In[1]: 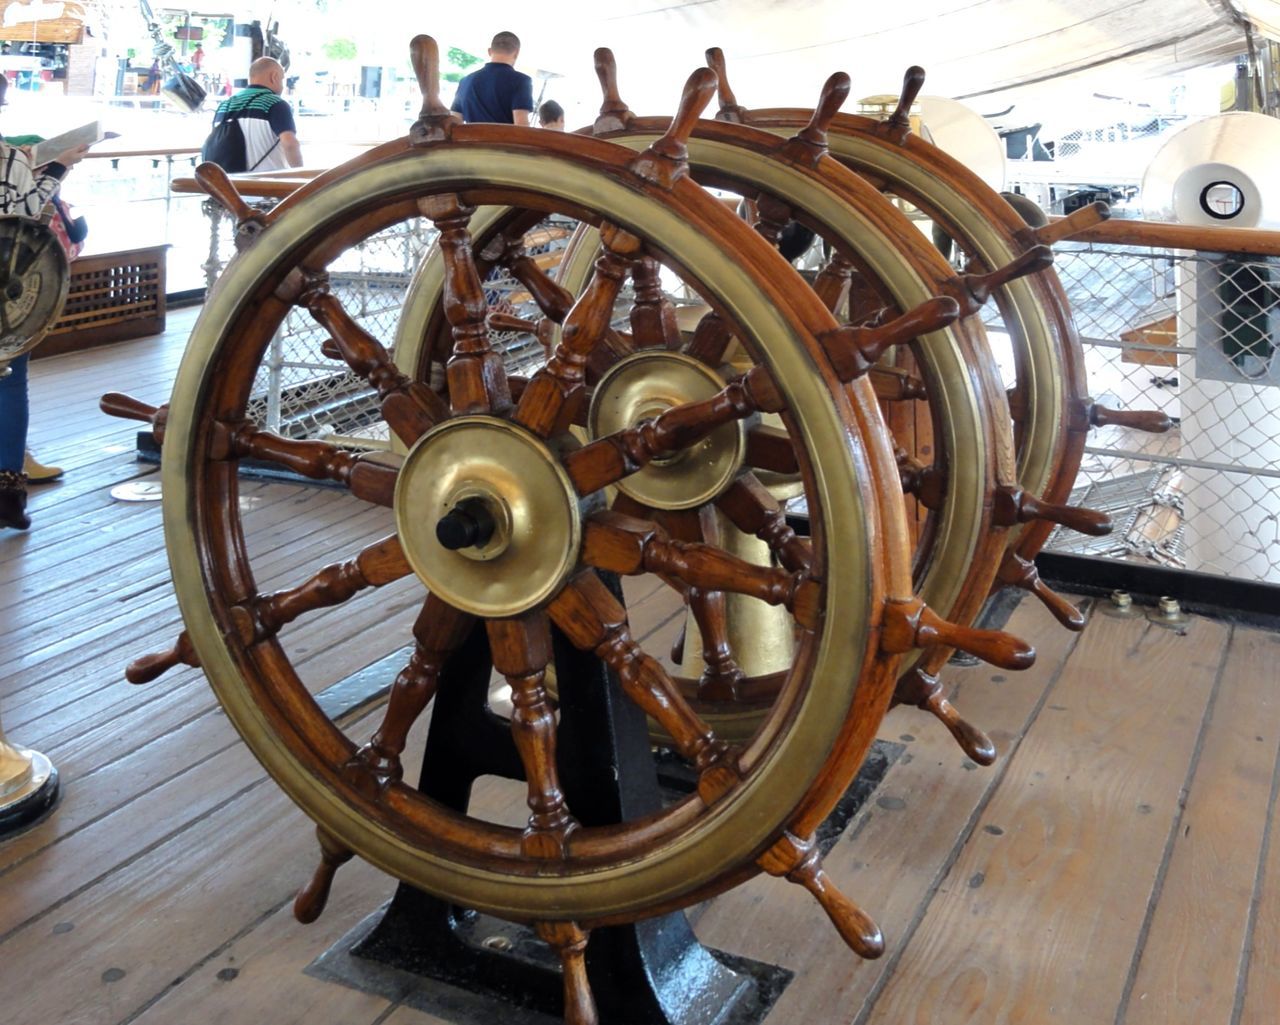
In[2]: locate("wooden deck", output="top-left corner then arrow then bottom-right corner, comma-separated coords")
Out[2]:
2,311 -> 1278,1024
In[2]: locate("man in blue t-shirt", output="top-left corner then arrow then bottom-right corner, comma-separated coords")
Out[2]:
450,31 -> 534,125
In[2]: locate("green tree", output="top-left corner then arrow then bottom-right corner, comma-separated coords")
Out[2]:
442,46 -> 481,84
322,38 -> 357,62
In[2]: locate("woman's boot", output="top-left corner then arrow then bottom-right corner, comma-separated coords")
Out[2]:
0,470 -> 31,530
23,449 -> 63,483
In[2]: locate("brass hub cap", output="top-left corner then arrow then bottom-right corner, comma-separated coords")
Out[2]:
588,351 -> 746,510
395,416 -> 581,617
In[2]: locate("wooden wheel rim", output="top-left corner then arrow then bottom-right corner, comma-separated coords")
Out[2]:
162,137 -> 904,921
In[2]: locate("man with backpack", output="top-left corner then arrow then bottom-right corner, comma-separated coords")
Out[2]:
201,57 -> 301,173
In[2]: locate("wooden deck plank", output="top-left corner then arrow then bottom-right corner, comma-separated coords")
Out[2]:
859,611 -> 1229,1025
125,857 -> 398,1025
1121,624 -> 1280,1023
1233,635 -> 1280,1025
691,595 -> 1084,1023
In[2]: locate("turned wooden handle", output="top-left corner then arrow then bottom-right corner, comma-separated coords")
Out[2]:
801,865 -> 884,959
293,828 -> 353,924
487,311 -> 539,334
883,597 -> 1035,670
873,295 -> 959,349
319,338 -> 342,360
100,392 -> 158,423
594,47 -> 627,119
535,922 -> 598,1025
666,67 -> 718,151
704,47 -> 739,109
125,631 -> 198,684
998,550 -> 1085,630
101,391 -> 167,444
1027,495 -> 1112,536
822,295 -> 960,382
969,245 -> 1054,299
996,487 -> 1113,536
630,67 -> 718,186
1036,200 -> 1111,247
924,691 -> 997,765
887,65 -> 926,133
793,72 -> 850,153
410,34 -> 445,115
194,161 -> 256,221
125,649 -> 180,684
923,616 -> 1036,671
1089,404 -> 1173,433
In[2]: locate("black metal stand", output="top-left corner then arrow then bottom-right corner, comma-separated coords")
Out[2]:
347,578 -> 787,1024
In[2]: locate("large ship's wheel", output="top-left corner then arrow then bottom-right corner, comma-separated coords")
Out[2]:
102,46 -> 994,1022
0,215 -> 70,370
394,63 -> 1039,759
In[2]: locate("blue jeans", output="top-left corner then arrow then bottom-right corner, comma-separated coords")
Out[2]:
0,354 -> 29,474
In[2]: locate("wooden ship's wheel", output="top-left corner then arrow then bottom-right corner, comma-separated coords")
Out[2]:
100,40 -> 1041,1024
0,215 -> 70,371
394,66 -> 1042,759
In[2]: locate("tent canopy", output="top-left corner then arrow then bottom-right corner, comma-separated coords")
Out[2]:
377,1 -> 1279,112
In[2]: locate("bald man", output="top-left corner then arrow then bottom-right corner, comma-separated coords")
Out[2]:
205,56 -> 301,171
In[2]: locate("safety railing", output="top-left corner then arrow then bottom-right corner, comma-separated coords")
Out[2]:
1037,217 -> 1280,587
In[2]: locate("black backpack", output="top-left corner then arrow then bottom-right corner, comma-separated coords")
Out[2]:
200,116 -> 248,173
201,113 -> 280,174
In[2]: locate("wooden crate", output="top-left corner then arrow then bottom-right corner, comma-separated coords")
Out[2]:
35,244 -> 169,359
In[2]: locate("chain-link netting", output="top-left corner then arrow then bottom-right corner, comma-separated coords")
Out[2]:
1044,241 -> 1280,583
200,207 -> 579,449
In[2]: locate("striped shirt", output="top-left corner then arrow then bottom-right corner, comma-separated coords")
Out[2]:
210,86 -> 296,172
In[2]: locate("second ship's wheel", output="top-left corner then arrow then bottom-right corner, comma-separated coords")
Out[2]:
394,59 -> 1040,759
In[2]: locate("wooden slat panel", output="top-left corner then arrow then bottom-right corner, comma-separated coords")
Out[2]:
1122,624 -> 1280,1023
860,612 -> 1229,1024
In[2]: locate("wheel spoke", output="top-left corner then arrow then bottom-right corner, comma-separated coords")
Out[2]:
487,612 -> 578,857
249,534 -> 411,637
943,245 -> 1054,315
583,510 -> 819,629
818,295 -> 960,383
514,222 -> 641,437
657,508 -> 744,702
715,473 -> 813,574
301,287 -> 446,446
481,222 -> 578,321
561,365 -> 783,496
811,249 -> 853,315
868,365 -> 928,402
547,571 -> 740,804
895,444 -> 945,511
209,420 -> 398,506
345,593 -> 473,790
745,424 -> 799,475
628,256 -> 682,350
535,922 -> 598,1025
420,192 -> 512,415
991,484 -> 1112,536
684,309 -> 736,366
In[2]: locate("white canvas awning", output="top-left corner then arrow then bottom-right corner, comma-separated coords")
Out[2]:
365,1 -> 1280,112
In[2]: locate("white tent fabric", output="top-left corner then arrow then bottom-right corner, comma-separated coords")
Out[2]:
363,1 -> 1279,112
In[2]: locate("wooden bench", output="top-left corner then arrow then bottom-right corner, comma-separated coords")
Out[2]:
34,244 -> 169,360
